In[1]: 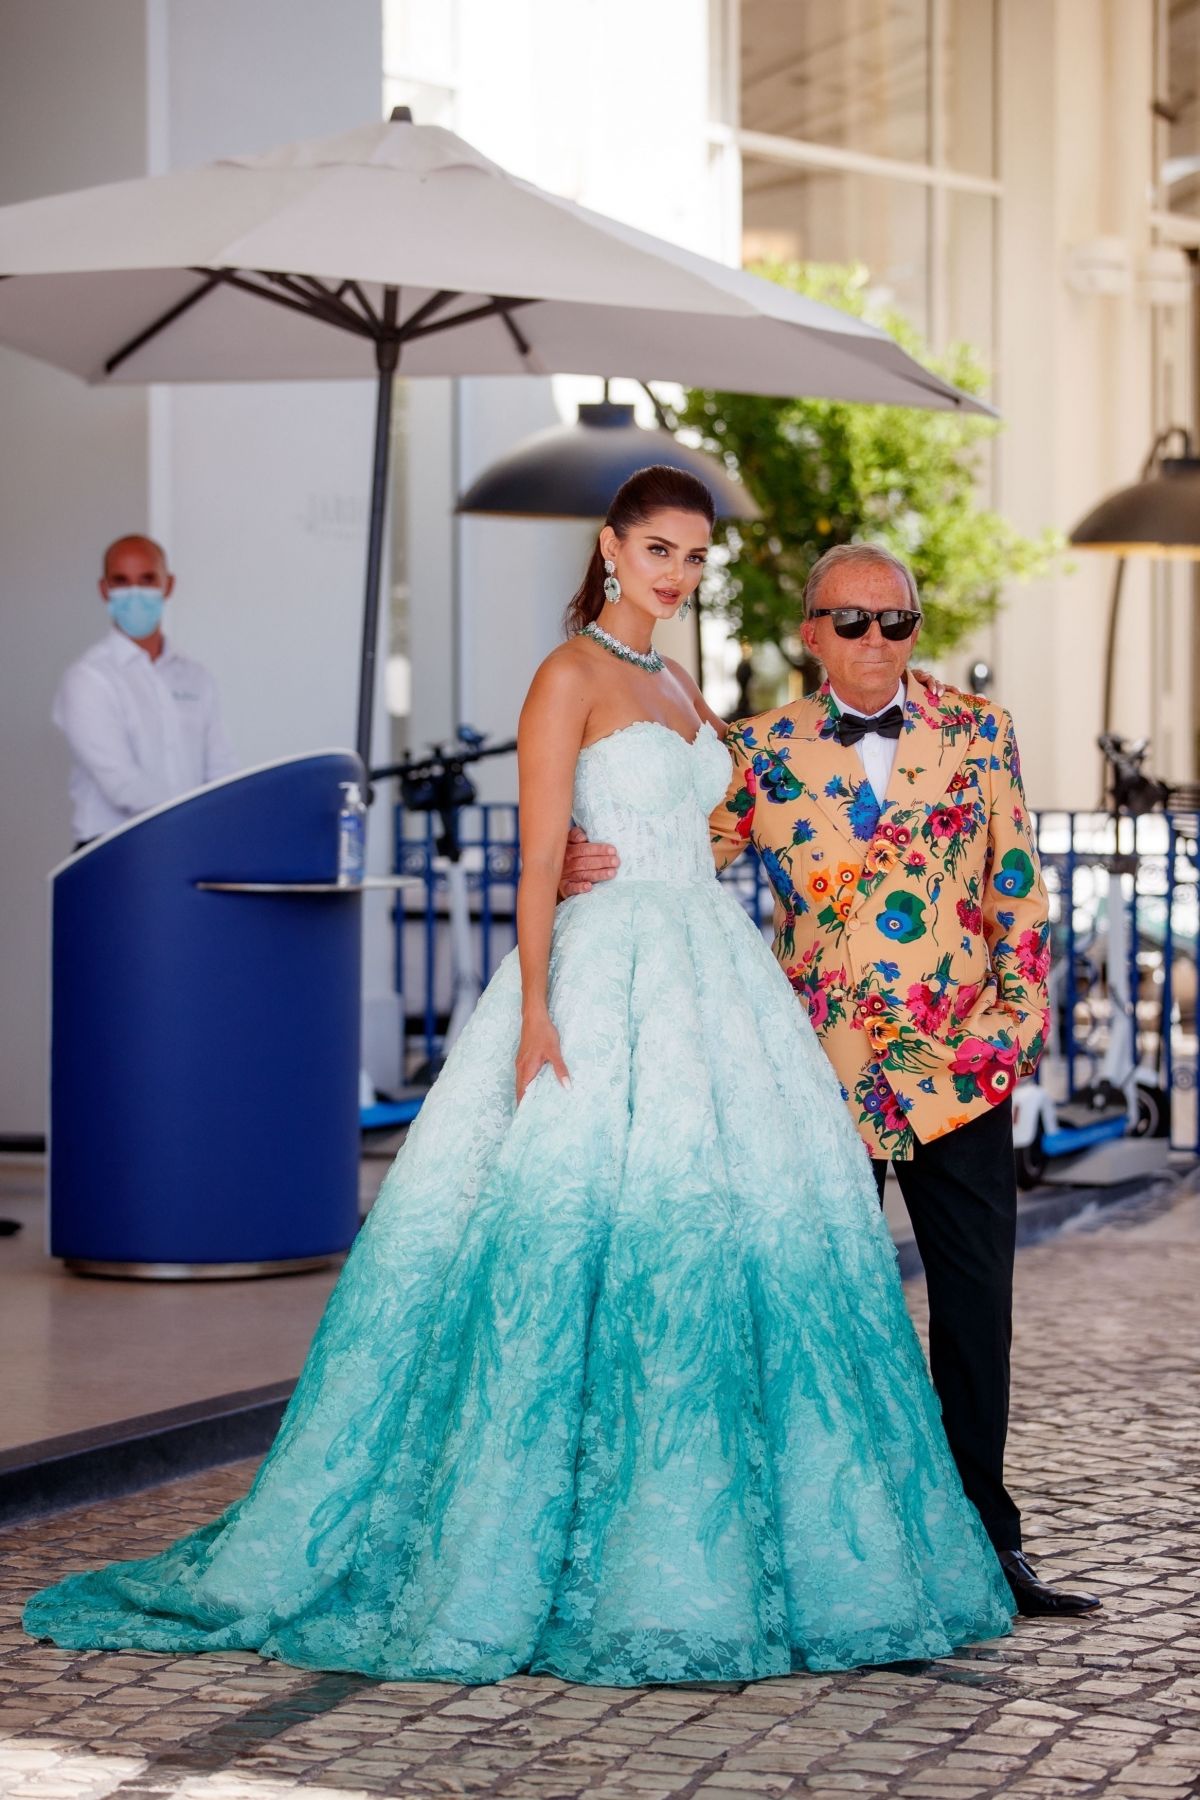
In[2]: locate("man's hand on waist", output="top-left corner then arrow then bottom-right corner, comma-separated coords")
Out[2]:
559,824 -> 619,898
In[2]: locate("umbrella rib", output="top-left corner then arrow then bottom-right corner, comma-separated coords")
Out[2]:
396,289 -> 460,337
261,271 -> 381,336
209,268 -> 378,340
101,272 -> 537,373
496,302 -> 533,359
340,280 -> 380,328
401,294 -> 538,348
104,272 -> 225,375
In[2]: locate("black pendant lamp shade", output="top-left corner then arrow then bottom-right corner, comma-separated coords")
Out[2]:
456,400 -> 761,520
1069,431 -> 1200,556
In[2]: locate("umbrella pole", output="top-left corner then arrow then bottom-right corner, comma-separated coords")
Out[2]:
356,330 -> 401,778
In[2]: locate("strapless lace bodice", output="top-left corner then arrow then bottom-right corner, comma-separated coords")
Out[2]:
572,720 -> 731,884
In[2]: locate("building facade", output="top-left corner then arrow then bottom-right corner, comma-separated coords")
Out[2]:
0,0 -> 1195,1130
384,0 -> 1199,807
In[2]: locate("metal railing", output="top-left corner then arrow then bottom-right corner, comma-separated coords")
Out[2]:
390,800 -> 774,1067
390,800 -> 1200,1150
392,801 -> 520,1069
1033,808 -> 1200,1151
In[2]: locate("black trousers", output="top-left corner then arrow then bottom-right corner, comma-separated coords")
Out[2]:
872,1098 -> 1021,1552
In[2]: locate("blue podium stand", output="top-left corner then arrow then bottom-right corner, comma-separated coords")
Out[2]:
49,752 -> 373,1278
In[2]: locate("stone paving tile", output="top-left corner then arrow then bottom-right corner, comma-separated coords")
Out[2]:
2,1181 -> 1199,1800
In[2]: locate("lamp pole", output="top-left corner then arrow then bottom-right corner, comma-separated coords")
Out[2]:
1070,428 -> 1200,772
1098,431 -> 1171,738
1100,555 -> 1127,740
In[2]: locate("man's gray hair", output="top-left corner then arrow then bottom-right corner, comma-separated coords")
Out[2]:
804,543 -> 920,616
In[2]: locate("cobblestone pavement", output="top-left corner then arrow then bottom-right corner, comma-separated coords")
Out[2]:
2,1183 -> 1198,1800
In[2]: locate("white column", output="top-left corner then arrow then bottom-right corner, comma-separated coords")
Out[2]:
993,0 -> 1157,809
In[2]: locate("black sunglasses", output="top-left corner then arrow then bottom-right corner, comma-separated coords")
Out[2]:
809,606 -> 922,641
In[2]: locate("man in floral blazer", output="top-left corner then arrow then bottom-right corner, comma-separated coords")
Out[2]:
707,618 -> 1048,1164
564,541 -> 1097,1622
707,544 -> 1095,1620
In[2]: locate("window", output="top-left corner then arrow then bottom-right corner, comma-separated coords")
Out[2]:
742,159 -> 932,332
741,0 -> 933,165
1158,0 -> 1200,218
726,0 -> 1000,359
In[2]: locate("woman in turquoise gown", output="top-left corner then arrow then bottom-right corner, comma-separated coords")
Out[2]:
25,466 -> 1014,1686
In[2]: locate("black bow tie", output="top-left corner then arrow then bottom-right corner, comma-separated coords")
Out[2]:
835,703 -> 904,747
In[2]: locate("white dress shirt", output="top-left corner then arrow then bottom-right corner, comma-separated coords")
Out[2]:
52,628 -> 238,842
828,679 -> 906,806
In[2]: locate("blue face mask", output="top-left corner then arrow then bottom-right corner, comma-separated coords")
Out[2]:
106,587 -> 166,640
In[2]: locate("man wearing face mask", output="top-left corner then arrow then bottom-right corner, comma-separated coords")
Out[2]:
52,535 -> 238,849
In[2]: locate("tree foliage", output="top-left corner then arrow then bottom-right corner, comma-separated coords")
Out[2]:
677,262 -> 1059,665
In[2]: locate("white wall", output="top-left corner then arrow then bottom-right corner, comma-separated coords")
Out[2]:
0,0 -> 384,1133
0,0 -> 152,1134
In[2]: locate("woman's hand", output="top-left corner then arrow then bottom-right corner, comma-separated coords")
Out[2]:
515,1014 -> 571,1104
910,666 -> 946,700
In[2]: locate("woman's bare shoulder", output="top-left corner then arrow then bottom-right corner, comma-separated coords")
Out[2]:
521,639 -> 598,727
529,636 -> 597,690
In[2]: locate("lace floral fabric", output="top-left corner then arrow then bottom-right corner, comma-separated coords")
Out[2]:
24,720 -> 1014,1684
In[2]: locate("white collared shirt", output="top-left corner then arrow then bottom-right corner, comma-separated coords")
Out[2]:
828,678 -> 906,806
52,628 -> 238,842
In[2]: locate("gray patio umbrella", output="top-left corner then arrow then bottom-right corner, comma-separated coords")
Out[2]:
0,109 -> 987,765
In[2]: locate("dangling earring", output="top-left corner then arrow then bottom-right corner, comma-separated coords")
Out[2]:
679,595 -> 692,619
603,558 -> 621,605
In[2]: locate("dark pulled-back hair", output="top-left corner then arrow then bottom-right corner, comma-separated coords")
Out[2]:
564,464 -> 716,636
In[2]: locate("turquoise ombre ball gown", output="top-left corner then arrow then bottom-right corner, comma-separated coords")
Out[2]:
25,721 -> 1013,1684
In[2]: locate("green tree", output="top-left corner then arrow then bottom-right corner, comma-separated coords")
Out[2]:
676,262 -> 1059,669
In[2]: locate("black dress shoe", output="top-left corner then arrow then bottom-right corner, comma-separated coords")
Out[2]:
999,1549 -> 1101,1618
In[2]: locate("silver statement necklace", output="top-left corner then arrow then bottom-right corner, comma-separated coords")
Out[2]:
581,619 -> 664,674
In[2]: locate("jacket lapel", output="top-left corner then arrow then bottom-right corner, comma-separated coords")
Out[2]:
883,672 -> 974,820
791,681 -> 884,847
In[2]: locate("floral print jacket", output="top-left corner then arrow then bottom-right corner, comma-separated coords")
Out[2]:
709,673 -> 1050,1159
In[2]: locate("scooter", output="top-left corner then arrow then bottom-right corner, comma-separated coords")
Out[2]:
1012,871 -> 1140,1188
1012,733 -> 1175,1188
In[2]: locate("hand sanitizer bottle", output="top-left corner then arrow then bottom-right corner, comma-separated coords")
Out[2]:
336,781 -> 366,887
